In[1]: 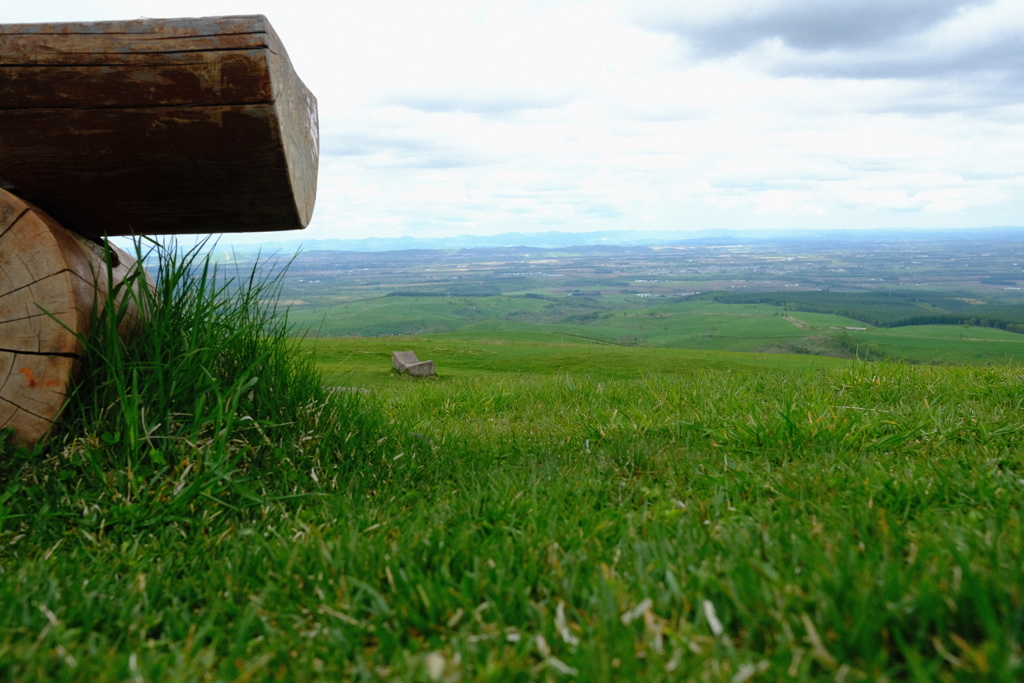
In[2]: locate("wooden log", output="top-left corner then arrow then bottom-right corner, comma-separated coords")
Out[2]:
0,188 -> 143,447
0,15 -> 318,238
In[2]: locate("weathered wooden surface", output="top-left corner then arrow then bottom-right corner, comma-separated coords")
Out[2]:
0,15 -> 318,238
1,188 -> 142,446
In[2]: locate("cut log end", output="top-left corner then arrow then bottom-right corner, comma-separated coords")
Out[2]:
1,188 -> 144,447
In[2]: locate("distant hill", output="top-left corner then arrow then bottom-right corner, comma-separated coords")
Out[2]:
221,227 -> 1024,253
223,229 -> 740,252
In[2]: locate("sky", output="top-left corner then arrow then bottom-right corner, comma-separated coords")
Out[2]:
4,0 -> 1024,244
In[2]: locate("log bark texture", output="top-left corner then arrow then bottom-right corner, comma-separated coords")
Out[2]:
0,15 -> 318,238
0,188 -> 142,447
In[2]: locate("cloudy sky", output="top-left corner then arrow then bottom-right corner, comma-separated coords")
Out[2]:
5,0 -> 1024,244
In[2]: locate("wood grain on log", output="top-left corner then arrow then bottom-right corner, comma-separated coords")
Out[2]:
0,15 -> 318,238
1,188 -> 141,447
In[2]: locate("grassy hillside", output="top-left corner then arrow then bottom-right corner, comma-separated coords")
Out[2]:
289,293 -> 1024,365
276,235 -> 1024,367
305,332 -> 847,389
2,246 -> 1022,680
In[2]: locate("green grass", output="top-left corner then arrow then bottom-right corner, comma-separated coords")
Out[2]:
850,325 -> 1024,364
1,246 -> 1023,680
305,332 -> 847,389
287,293 -> 1024,364
0,238 -> 391,575
287,295 -> 556,337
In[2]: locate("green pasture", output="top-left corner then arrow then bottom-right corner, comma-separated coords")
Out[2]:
849,324 -> 1024,364
306,333 -> 847,388
584,307 -> 815,351
288,295 -> 555,337
292,291 -> 1024,365
3,244 -> 1023,680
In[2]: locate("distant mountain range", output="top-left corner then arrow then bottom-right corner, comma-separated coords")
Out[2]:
221,227 -> 1023,253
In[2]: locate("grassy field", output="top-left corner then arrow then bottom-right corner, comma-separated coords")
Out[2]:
304,332 -> 848,389
2,246 -> 1023,680
289,294 -> 1024,365
856,325 -> 1024,365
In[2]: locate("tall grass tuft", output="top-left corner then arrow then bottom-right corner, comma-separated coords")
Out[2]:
4,239 -> 388,543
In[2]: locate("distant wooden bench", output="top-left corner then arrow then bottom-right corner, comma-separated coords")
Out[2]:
392,351 -> 437,377
0,15 -> 318,446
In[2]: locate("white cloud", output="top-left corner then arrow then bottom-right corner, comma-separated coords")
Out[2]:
4,0 -> 1024,243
